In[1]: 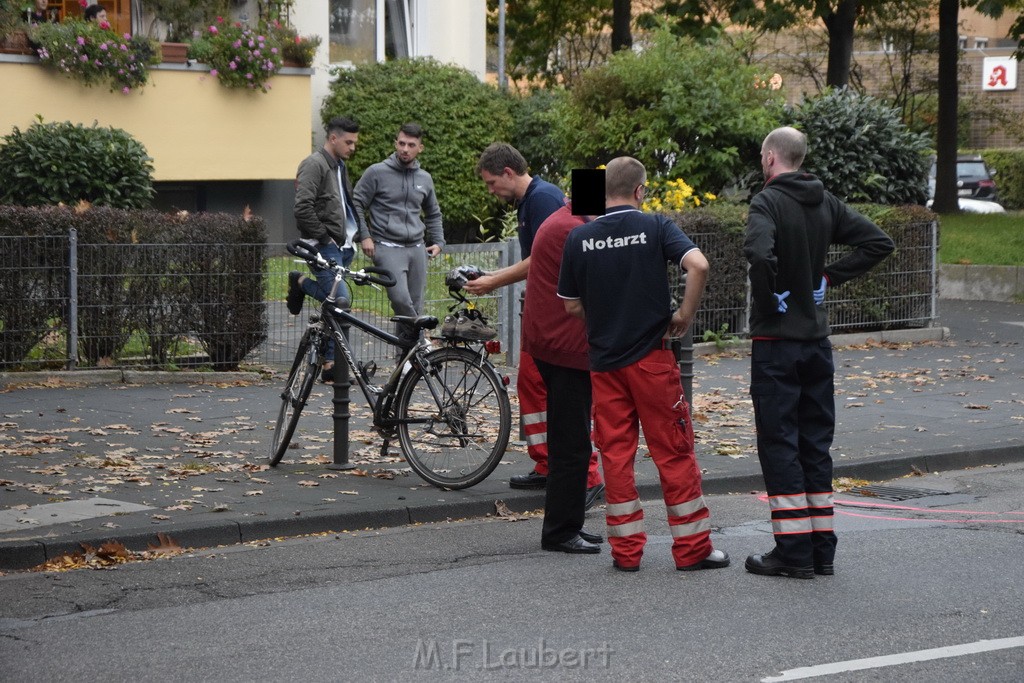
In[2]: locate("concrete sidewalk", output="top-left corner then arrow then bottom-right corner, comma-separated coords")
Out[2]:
1,299 -> 1021,570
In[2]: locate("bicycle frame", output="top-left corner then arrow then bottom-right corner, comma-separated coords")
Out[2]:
314,269 -> 480,434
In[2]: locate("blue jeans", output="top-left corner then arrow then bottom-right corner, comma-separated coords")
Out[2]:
299,242 -> 355,362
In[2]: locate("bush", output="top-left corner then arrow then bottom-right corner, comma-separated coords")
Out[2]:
551,28 -> 784,194
31,19 -> 160,93
782,90 -> 931,205
191,19 -> 283,93
174,213 -> 267,370
0,206 -> 73,368
977,149 -> 1024,211
0,119 -> 154,209
0,206 -> 267,370
671,203 -> 749,338
508,88 -> 570,180
322,58 -> 513,241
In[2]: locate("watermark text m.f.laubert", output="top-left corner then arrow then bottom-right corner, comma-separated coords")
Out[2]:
413,638 -> 614,671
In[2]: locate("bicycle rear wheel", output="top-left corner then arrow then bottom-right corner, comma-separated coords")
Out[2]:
269,328 -> 321,466
395,346 -> 511,489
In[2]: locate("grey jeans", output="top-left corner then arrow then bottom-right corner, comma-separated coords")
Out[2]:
372,243 -> 428,344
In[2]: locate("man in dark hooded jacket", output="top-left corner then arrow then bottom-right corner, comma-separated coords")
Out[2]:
743,126 -> 894,579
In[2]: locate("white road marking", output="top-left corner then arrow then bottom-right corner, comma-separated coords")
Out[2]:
762,636 -> 1024,682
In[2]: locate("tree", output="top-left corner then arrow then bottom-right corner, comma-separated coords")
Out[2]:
653,0 -> 912,89
488,0 -> 615,86
612,0 -> 633,51
933,0 -> 1024,214
551,29 -> 784,193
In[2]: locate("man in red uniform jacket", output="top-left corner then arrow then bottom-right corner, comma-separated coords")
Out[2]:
524,204 -> 604,554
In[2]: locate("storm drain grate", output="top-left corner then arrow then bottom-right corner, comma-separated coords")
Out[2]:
848,485 -> 952,502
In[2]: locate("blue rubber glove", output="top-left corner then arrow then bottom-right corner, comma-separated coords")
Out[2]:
813,277 -> 827,305
774,290 -> 790,313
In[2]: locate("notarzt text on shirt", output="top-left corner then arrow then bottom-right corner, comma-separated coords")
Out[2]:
581,233 -> 648,252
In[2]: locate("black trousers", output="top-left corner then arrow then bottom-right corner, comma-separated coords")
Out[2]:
750,339 -> 838,566
534,358 -> 593,545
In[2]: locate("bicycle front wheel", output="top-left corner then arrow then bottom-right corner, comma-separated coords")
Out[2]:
269,328 -> 321,466
395,347 -> 511,489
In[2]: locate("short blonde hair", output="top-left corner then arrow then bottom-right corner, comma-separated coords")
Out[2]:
763,127 -> 807,168
606,157 -> 646,198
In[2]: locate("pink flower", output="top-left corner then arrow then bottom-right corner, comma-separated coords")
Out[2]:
99,21 -> 110,30
229,61 -> 237,70
210,68 -> 218,77
216,16 -> 223,23
246,73 -> 253,80
77,36 -> 85,46
122,87 -> 130,95
80,54 -> 88,62
79,0 -> 87,6
100,43 -> 108,51
232,40 -> 241,49
209,26 -> 218,35
295,36 -> 302,44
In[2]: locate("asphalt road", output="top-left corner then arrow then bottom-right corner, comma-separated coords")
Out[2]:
2,462 -> 1022,682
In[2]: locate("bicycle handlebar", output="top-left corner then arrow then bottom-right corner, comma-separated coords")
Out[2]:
287,239 -> 396,288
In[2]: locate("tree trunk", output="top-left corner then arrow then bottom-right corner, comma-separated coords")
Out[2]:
823,0 -> 858,88
612,0 -> 632,52
933,0 -> 961,214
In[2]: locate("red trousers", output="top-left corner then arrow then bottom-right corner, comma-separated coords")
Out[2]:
592,349 -> 712,568
518,351 -> 602,488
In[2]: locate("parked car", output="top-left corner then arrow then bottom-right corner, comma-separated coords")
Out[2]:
926,154 -> 1005,212
928,154 -> 999,202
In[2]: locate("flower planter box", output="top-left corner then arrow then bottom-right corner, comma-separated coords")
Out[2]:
0,30 -> 33,56
159,42 -> 188,64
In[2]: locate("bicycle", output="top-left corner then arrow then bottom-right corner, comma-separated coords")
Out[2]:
269,240 -> 512,490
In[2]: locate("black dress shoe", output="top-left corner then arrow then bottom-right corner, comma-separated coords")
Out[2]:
815,563 -> 834,576
287,271 -> 304,315
584,483 -> 605,511
612,559 -> 639,572
677,549 -> 730,571
509,471 -> 547,489
542,534 -> 600,554
579,529 -> 604,544
745,550 -> 814,579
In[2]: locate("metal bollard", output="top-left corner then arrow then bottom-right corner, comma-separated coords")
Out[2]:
672,326 -> 694,408
328,318 -> 356,471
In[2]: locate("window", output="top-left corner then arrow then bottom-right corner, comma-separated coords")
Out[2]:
881,35 -> 895,54
329,0 -> 376,64
329,0 -> 413,65
958,35 -> 968,50
975,37 -> 989,50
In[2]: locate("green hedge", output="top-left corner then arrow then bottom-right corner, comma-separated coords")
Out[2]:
975,149 -> 1024,211
0,206 -> 267,370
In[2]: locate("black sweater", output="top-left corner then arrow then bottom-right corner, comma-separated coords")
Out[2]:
744,171 -> 895,340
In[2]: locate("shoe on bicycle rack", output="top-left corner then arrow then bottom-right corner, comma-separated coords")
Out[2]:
287,271 -> 305,315
441,311 -> 497,341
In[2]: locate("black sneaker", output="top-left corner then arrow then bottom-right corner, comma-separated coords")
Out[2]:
287,271 -> 304,315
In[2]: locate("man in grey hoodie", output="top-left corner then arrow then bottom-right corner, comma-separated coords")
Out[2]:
354,123 -> 445,347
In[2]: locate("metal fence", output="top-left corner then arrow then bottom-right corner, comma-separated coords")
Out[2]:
0,221 -> 938,372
